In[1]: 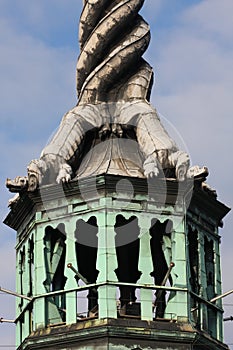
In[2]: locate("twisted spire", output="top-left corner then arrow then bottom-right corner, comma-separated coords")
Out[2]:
77,0 -> 153,104
6,0 -> 195,193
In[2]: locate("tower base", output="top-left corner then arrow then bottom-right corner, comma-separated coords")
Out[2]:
18,318 -> 229,350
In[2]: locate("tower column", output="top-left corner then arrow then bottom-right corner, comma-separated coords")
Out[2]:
33,221 -> 47,330
96,204 -> 118,319
137,216 -> 154,321
65,218 -> 78,325
165,217 -> 188,321
198,231 -> 208,331
15,249 -> 21,348
214,235 -> 223,341
21,240 -> 31,340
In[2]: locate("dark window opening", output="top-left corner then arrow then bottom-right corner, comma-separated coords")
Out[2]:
44,224 -> 67,323
150,219 -> 173,318
204,237 -> 215,299
188,227 -> 199,295
75,217 -> 99,315
204,237 -> 216,338
114,215 -> 141,316
187,226 -> 200,326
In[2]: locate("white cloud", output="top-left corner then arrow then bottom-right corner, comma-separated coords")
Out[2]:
0,0 -> 83,41
0,18 -> 78,137
183,0 -> 233,43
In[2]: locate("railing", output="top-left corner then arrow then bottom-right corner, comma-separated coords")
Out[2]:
1,284 -> 226,345
14,282 -> 188,327
190,291 -> 224,340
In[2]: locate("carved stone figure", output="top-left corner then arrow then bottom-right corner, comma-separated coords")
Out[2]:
7,0 -> 206,192
6,176 -> 28,192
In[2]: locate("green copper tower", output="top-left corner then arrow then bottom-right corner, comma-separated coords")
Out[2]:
5,175 -> 230,349
4,1 -> 230,349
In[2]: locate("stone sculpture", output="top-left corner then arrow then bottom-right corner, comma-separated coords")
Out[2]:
7,0 -> 206,193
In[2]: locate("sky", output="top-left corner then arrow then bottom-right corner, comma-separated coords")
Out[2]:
0,0 -> 233,348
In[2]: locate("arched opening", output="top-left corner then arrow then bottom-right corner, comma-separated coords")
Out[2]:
204,236 -> 216,338
43,224 -> 67,324
150,219 -> 173,318
188,226 -> 199,295
75,216 -> 99,316
114,215 -> 141,316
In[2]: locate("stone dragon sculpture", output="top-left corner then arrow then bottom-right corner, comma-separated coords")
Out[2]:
7,0 -> 207,194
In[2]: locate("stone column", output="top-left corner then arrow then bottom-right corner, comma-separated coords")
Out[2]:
214,233 -> 223,342
198,230 -> 208,331
64,218 -> 78,325
22,240 -> 31,340
15,246 -> 22,347
137,216 -> 154,321
96,202 -> 118,319
33,221 -> 47,330
165,217 -> 188,321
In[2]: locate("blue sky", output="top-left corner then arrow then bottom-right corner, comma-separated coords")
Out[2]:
0,0 -> 233,348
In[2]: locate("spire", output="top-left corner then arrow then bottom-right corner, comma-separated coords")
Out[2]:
6,0 -> 207,194
77,0 -> 153,103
